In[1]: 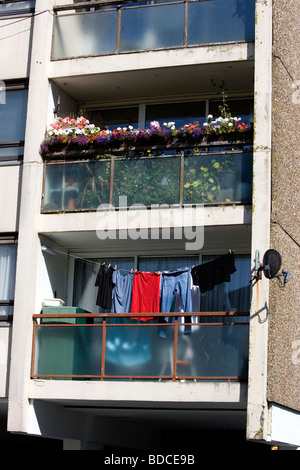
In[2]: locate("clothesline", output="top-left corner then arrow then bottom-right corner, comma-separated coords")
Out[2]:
96,248 -> 234,274
94,252 -> 237,323
46,247 -> 234,275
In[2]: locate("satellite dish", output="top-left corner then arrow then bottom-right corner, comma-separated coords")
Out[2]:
262,249 -> 282,279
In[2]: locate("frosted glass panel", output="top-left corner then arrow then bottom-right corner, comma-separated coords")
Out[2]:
104,323 -> 174,377
177,324 -> 249,378
120,3 -> 185,52
34,326 -> 103,377
53,10 -> 118,59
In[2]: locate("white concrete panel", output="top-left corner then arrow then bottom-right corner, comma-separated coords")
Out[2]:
0,165 -> 22,232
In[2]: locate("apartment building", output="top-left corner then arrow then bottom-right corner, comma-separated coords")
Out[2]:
0,0 -> 299,452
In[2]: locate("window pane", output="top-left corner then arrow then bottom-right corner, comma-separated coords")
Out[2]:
0,89 -> 28,143
145,101 -> 206,128
0,244 -> 17,315
87,107 -> 139,130
0,1 -> 35,16
138,256 -> 198,272
0,146 -> 24,161
209,98 -> 254,124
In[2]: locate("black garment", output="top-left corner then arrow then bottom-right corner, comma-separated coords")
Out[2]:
191,252 -> 236,293
95,264 -> 114,309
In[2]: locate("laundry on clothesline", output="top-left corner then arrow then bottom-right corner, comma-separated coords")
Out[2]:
93,252 -> 237,315
191,251 -> 236,293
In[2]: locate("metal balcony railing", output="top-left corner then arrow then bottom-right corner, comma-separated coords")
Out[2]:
31,311 -> 249,381
52,0 -> 255,60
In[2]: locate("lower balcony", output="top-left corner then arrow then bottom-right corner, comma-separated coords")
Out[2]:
31,311 -> 249,382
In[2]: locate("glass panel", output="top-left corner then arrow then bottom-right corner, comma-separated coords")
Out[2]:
43,160 -> 111,211
113,155 -> 181,207
188,0 -> 255,45
200,255 -> 251,313
0,89 -> 28,143
53,10 -> 118,59
34,325 -> 103,377
183,152 -> 252,204
104,322 -> 174,377
145,102 -> 206,129
120,3 -> 185,52
177,324 -> 249,378
0,244 -> 17,316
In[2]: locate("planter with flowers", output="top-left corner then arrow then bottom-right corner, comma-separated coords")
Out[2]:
40,115 -> 253,158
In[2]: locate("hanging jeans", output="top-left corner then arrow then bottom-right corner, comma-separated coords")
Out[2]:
160,268 -> 192,336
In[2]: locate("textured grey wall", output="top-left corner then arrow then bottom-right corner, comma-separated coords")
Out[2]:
268,0 -> 300,411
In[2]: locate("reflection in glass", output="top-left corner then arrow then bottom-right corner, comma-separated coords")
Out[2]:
53,10 -> 118,59
183,152 -> 252,204
120,3 -> 185,52
113,156 -> 181,207
43,160 -> 111,211
188,0 -> 255,45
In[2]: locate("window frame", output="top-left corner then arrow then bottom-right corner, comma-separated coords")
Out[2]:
0,81 -> 28,163
0,234 -> 18,320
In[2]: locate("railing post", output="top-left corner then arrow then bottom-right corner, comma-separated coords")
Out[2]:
100,318 -> 106,380
173,317 -> 179,381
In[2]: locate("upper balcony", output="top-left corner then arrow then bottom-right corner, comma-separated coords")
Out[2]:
40,114 -> 253,214
52,0 -> 255,61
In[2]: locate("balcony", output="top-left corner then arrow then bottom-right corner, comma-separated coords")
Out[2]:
52,0 -> 255,60
31,311 -> 249,381
42,148 -> 253,212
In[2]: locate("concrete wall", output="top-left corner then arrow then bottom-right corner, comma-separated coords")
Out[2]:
0,15 -> 33,81
268,0 -> 300,412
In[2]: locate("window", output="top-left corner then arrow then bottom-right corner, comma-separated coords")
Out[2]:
87,107 -> 139,131
0,237 -> 17,316
0,1 -> 35,18
86,98 -> 251,132
0,82 -> 28,162
145,101 -> 206,128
